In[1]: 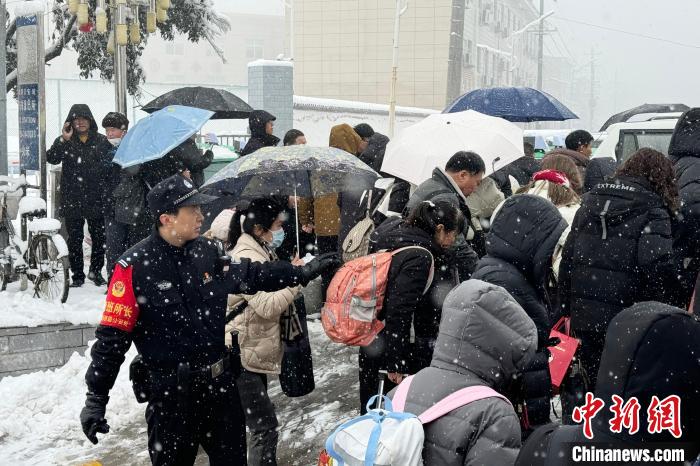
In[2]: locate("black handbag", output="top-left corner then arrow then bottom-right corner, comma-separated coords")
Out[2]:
279,295 -> 315,397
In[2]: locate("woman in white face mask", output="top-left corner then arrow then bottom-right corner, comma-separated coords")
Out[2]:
203,197 -> 304,465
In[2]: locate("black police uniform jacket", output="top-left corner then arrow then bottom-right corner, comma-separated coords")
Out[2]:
86,233 -> 304,397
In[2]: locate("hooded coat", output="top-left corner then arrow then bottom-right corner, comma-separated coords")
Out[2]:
515,302 -> 700,465
47,104 -> 112,218
558,176 -> 676,336
390,280 -> 537,466
543,149 -> 589,194
668,108 -> 700,305
471,194 -> 567,427
240,110 -> 280,157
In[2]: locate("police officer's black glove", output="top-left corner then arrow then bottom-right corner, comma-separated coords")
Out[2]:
80,393 -> 110,444
300,252 -> 341,285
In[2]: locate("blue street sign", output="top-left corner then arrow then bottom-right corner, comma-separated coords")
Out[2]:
18,83 -> 39,171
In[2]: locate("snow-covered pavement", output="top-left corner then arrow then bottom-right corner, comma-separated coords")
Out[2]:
0,282 -> 359,465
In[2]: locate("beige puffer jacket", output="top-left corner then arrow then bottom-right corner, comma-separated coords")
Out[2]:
230,234 -> 300,374
205,209 -> 300,374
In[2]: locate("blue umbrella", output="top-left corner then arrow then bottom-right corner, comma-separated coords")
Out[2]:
444,87 -> 578,122
113,105 -> 214,168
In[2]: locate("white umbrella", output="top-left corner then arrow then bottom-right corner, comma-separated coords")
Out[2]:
381,110 -> 524,186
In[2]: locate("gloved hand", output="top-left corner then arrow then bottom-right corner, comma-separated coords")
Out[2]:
205,132 -> 218,145
300,252 -> 341,284
80,393 -> 110,444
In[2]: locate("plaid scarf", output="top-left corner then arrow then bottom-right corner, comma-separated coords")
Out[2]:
280,300 -> 303,343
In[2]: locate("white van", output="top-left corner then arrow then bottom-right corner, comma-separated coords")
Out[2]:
593,119 -> 678,163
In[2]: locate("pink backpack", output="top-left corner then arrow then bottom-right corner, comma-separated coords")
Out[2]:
392,375 -> 512,423
321,246 -> 434,346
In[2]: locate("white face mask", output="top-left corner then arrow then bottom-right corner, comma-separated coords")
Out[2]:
108,138 -> 122,147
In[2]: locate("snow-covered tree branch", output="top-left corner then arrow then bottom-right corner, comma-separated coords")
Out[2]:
5,0 -> 231,97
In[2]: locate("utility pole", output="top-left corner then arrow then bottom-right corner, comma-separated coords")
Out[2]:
536,0 -> 544,90
473,0 -> 480,89
589,48 -> 596,131
388,0 -> 407,138
445,0 -> 465,106
0,0 -> 7,175
114,1 -> 128,114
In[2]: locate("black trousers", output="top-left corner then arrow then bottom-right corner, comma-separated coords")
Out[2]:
146,370 -> 247,466
105,216 -> 151,281
560,330 -> 606,424
237,369 -> 279,466
64,216 -> 105,281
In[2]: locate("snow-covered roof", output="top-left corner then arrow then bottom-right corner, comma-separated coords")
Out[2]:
293,96 -> 438,117
247,59 -> 294,68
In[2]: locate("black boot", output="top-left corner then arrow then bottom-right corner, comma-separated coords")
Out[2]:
88,272 -> 107,287
70,278 -> 84,288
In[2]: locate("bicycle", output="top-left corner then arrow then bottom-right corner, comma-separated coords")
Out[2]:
0,175 -> 70,303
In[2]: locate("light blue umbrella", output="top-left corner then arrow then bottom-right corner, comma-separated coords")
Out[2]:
113,105 -> 214,168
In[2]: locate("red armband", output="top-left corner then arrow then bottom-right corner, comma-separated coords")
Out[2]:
100,263 -> 139,332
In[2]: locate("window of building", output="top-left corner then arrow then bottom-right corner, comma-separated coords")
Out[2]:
246,39 -> 264,60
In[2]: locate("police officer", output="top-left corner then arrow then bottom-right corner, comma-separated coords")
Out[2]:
80,174 -> 339,465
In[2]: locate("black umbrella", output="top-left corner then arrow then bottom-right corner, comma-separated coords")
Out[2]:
599,103 -> 689,131
141,86 -> 253,119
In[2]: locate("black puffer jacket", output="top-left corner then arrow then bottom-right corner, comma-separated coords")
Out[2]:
669,108 -> 700,305
515,302 -> 700,465
47,104 -> 112,218
471,194 -> 567,428
558,176 -> 676,336
368,217 -> 448,373
492,156 -> 541,197
240,110 -> 280,156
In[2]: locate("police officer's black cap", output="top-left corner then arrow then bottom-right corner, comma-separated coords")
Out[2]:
147,174 -> 218,218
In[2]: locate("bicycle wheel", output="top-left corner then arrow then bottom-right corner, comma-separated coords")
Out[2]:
30,234 -> 70,303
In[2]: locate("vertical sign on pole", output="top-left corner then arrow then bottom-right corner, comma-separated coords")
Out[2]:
16,6 -> 46,200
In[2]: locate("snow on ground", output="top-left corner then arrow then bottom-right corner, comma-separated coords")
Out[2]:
0,279 -> 104,327
0,282 -> 359,465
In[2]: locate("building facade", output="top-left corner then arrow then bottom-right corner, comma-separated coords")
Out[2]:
293,0 -> 543,110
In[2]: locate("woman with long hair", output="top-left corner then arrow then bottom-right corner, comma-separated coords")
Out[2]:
558,147 -> 679,422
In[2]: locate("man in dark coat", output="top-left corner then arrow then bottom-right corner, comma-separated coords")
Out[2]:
558,172 -> 677,419
492,142 -> 540,197
79,174 -> 339,465
47,104 -> 112,287
240,110 -> 280,156
471,194 -> 567,436
515,302 -> 700,466
404,151 -> 484,278
668,107 -> 700,306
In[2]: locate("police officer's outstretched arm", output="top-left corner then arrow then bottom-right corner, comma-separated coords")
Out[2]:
80,264 -> 138,444
229,252 -> 341,294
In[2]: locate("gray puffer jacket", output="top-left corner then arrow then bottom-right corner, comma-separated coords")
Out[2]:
390,279 -> 537,466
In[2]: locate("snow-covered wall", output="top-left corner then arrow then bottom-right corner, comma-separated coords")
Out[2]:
293,95 -> 437,146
